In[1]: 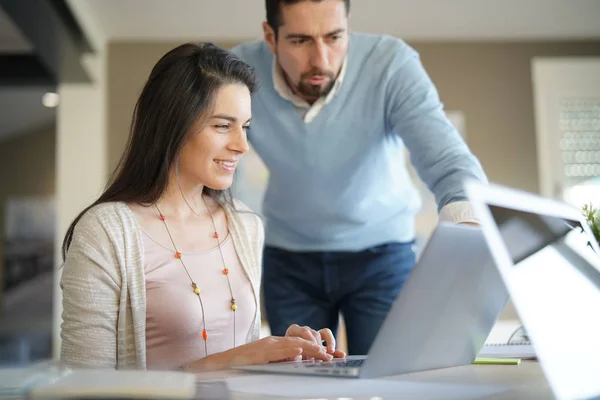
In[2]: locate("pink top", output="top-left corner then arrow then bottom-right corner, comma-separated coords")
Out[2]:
143,230 -> 256,370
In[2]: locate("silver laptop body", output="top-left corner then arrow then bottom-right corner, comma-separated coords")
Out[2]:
466,181 -> 600,400
237,222 -> 508,378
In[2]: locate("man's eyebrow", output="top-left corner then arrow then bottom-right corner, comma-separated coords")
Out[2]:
284,28 -> 345,40
284,33 -> 312,40
324,28 -> 345,37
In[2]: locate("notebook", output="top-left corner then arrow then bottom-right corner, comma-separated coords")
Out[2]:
478,342 -> 536,359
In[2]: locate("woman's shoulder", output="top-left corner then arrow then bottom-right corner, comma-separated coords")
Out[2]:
226,199 -> 263,228
75,202 -> 136,235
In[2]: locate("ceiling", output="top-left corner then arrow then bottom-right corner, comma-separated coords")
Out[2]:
69,0 -> 600,45
0,7 -> 31,53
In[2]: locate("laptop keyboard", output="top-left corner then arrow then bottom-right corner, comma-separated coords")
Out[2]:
303,359 -> 365,368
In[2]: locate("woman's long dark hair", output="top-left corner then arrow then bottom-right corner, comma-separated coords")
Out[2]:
62,42 -> 257,260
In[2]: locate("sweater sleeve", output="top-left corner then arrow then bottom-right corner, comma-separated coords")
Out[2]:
385,48 -> 488,211
60,210 -> 122,368
230,200 -> 265,341
253,212 -> 265,340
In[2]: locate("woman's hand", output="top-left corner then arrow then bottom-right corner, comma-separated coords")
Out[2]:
184,335 -> 337,371
228,335 -> 336,366
285,324 -> 347,359
183,326 -> 348,372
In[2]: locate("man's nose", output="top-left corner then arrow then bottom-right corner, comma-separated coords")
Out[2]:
310,40 -> 329,70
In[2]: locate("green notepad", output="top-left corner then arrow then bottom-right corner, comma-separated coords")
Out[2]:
473,357 -> 521,365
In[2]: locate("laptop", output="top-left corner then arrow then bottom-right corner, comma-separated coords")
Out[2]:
237,222 -> 508,378
465,181 -> 600,400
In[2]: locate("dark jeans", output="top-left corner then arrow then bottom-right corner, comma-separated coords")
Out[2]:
262,242 -> 416,355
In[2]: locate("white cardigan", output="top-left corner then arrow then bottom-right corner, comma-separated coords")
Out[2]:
60,201 -> 264,369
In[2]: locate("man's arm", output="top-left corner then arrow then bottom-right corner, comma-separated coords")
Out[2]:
385,49 -> 487,224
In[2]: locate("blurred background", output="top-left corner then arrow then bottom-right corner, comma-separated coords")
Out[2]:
0,0 -> 598,366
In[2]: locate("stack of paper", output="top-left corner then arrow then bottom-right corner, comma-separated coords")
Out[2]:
478,342 -> 536,359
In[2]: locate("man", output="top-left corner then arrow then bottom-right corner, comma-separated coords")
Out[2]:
232,0 -> 486,355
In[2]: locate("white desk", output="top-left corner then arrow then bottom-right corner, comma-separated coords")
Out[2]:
195,361 -> 553,399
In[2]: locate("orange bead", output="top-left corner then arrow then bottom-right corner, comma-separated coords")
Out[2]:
202,329 -> 208,341
213,232 -> 219,239
222,268 -> 229,275
174,252 -> 181,259
159,215 -> 165,221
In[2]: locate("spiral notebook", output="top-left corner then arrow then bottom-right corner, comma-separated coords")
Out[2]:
478,342 -> 536,359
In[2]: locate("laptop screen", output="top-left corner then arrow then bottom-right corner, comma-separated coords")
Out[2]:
487,205 -> 590,265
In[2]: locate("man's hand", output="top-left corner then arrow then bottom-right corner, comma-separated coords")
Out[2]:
459,221 -> 480,227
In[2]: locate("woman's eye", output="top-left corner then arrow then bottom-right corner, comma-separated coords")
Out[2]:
215,124 -> 229,131
243,125 -> 250,131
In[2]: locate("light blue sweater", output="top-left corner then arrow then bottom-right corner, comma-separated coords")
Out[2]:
232,33 -> 487,251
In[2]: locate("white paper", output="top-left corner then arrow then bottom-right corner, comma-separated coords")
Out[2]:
28,369 -> 196,399
479,343 -> 536,359
225,375 -> 510,399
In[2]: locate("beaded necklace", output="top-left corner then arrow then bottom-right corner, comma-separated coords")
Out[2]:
154,196 -> 237,356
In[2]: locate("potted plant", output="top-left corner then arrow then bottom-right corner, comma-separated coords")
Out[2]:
582,203 -> 600,248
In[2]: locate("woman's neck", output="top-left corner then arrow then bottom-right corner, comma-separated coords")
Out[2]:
158,171 -> 208,220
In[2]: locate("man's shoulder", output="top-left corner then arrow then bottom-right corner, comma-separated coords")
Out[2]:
349,32 -> 417,68
231,40 -> 271,65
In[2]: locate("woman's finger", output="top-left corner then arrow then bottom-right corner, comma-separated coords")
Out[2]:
286,324 -> 321,346
267,346 -> 303,363
278,354 -> 304,363
318,328 -> 336,353
331,349 -> 346,358
286,337 -> 332,361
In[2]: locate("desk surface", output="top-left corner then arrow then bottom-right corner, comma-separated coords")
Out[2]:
389,361 -> 551,400
195,360 -> 553,400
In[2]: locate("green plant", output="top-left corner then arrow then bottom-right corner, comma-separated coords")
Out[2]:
582,203 -> 600,245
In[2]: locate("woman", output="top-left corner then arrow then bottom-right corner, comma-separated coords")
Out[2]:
60,42 -> 345,371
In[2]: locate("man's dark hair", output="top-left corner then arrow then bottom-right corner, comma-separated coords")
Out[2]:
266,0 -> 350,36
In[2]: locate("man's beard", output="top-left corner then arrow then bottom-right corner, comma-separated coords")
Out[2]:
295,69 -> 336,100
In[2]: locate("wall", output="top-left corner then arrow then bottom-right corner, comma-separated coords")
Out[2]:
412,41 -> 600,194
107,40 -> 600,191
0,125 -> 56,312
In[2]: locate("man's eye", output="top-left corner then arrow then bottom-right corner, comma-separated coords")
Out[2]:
291,39 -> 307,45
